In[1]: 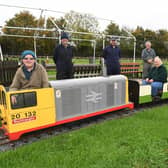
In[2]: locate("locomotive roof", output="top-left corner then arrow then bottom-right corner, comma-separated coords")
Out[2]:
49,75 -> 127,89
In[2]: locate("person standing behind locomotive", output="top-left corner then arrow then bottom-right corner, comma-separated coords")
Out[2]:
102,37 -> 121,75
53,32 -> 74,80
141,41 -> 156,79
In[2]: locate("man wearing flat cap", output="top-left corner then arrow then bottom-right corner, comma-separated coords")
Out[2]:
53,32 -> 74,80
102,37 -> 121,75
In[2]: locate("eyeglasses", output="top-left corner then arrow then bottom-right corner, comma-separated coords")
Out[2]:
23,57 -> 35,60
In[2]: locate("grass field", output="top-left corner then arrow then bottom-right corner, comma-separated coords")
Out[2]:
0,105 -> 168,168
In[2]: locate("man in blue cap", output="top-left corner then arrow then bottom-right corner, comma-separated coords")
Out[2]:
102,37 -> 121,75
53,32 -> 74,80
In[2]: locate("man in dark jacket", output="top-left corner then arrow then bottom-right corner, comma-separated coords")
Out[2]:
102,37 -> 121,75
53,32 -> 74,80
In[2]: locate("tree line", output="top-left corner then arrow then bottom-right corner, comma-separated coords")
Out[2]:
0,10 -> 168,59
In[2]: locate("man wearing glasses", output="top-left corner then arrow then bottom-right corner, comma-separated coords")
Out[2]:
10,50 -> 49,92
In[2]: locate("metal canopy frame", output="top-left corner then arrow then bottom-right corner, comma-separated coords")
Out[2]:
0,4 -> 136,63
0,44 -> 3,61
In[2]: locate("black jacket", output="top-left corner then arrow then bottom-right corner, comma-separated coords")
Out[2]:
53,44 -> 73,71
103,45 -> 121,65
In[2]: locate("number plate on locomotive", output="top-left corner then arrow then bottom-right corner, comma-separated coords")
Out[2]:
11,111 -> 36,124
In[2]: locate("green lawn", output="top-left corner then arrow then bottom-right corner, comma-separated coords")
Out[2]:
0,106 -> 168,168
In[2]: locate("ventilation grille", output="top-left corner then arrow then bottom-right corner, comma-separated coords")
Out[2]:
61,88 -> 81,118
106,81 -> 125,107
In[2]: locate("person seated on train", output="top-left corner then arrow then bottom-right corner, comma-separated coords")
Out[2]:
142,56 -> 167,101
10,50 -> 49,104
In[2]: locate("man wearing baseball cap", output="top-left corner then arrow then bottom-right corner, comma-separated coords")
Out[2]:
102,37 -> 121,75
53,32 -> 74,80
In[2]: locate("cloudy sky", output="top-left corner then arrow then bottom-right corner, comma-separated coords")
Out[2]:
0,0 -> 168,31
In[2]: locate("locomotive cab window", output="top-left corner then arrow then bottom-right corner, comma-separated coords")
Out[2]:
10,92 -> 37,109
2,91 -> 6,107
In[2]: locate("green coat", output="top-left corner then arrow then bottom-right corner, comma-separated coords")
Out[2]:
147,64 -> 167,83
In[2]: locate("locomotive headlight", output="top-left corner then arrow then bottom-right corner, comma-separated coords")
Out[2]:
56,90 -> 61,98
114,82 -> 118,89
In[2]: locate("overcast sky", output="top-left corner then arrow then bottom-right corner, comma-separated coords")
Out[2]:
0,0 -> 168,31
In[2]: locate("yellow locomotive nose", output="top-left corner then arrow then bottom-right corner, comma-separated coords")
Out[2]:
0,86 -> 56,141
0,85 -> 7,124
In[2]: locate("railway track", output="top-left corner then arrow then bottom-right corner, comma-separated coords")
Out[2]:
0,100 -> 167,152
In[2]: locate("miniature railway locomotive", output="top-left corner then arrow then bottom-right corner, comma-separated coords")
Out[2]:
0,75 -> 133,140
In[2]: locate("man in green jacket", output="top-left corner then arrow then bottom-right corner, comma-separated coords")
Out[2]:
142,56 -> 167,100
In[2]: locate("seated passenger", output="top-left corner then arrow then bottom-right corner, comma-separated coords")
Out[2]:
142,56 -> 167,101
10,50 -> 49,104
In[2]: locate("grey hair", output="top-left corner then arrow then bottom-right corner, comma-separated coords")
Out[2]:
145,41 -> 152,46
154,56 -> 163,65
